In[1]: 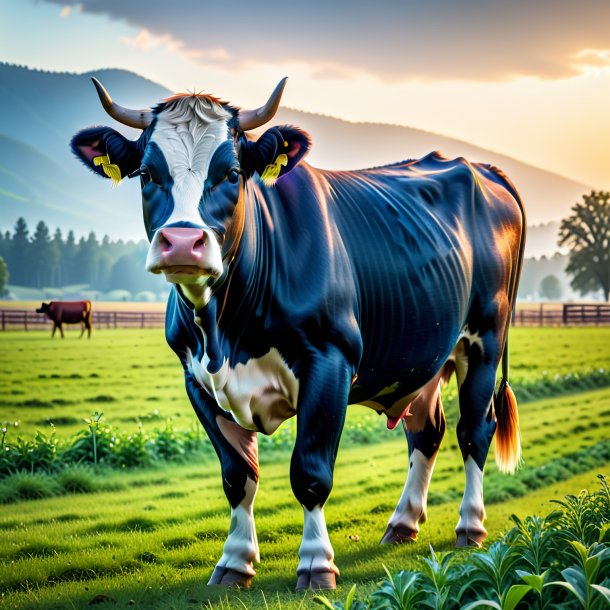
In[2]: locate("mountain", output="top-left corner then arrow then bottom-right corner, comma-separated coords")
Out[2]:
270,109 -> 589,229
0,64 -> 171,240
0,63 -> 589,254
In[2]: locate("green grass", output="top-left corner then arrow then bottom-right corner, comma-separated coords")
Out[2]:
0,328 -> 185,438
0,457 -> 605,609
0,326 -> 609,608
1,327 -> 610,441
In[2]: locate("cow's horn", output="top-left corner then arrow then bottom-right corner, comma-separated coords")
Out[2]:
91,77 -> 152,130
238,77 -> 288,131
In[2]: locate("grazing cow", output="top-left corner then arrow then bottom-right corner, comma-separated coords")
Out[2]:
36,301 -> 93,338
71,77 -> 525,590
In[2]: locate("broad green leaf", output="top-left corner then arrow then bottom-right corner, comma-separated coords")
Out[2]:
548,581 -> 586,608
584,554 -> 600,583
312,595 -> 336,610
502,584 -> 532,610
516,570 -> 547,594
591,584 -> 610,605
570,540 -> 589,566
345,584 -> 357,610
461,601 -> 501,610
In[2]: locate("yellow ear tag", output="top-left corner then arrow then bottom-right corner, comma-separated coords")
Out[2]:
93,154 -> 122,184
260,153 -> 288,186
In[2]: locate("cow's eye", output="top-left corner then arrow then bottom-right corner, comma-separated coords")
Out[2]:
227,169 -> 240,184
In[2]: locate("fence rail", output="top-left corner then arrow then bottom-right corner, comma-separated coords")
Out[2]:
0,309 -> 166,331
1,303 -> 610,331
513,303 -> 610,326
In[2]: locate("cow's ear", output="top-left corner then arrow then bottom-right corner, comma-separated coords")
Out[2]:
247,126 -> 311,185
70,127 -> 142,184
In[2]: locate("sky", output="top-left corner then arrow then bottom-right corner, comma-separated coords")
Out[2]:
1,0 -> 609,189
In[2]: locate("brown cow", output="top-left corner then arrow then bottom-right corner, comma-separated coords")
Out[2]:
36,301 -> 93,338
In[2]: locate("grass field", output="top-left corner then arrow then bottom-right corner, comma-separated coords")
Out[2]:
2,327 -> 609,440
0,327 -> 609,608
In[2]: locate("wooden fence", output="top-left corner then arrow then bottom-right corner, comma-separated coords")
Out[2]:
513,303 -> 610,326
1,303 -> 609,331
0,309 -> 165,331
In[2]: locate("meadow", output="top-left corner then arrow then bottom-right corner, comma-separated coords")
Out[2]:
0,326 -> 608,608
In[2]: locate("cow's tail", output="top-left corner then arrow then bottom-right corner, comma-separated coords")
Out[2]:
494,176 -> 526,475
84,300 -> 93,325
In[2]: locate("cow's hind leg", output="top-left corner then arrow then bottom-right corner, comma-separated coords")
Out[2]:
291,345 -> 352,590
185,373 -> 260,588
455,323 -> 506,548
381,366 -> 448,543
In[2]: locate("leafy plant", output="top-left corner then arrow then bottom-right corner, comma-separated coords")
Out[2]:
313,477 -> 609,610
547,541 -> 610,609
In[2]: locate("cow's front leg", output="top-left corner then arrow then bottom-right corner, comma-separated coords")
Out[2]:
185,373 -> 260,587
291,346 -> 352,591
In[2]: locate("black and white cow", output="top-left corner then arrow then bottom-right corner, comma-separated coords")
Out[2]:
72,78 -> 525,590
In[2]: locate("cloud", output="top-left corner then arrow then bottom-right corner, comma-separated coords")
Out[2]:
41,0 -> 610,83
570,49 -> 610,74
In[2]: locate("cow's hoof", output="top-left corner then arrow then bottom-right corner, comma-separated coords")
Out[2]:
380,523 -> 418,544
455,529 -> 487,548
208,566 -> 253,588
296,570 -> 337,590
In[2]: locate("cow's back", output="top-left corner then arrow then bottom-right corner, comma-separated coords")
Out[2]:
49,301 -> 91,323
317,152 -> 522,393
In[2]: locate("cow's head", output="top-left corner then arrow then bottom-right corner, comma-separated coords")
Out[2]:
36,303 -> 51,314
71,79 -> 311,307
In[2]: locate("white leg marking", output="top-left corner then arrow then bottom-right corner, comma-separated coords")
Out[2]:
298,505 -> 339,576
386,448 -> 436,537
456,455 -> 487,545
215,478 -> 259,576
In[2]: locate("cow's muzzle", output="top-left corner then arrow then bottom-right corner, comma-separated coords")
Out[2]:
146,227 -> 223,284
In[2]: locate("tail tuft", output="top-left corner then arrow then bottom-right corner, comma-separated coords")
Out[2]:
494,379 -> 521,473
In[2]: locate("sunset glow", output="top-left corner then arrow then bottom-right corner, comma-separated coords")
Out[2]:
1,0 -> 609,189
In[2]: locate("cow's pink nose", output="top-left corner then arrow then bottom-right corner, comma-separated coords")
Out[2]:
159,228 -> 206,261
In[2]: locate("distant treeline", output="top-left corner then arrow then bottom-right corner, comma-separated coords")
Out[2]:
0,218 -> 163,293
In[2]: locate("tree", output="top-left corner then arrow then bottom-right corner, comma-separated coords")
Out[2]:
539,274 -> 562,300
0,230 -> 8,261
79,231 -> 99,285
0,256 -> 8,297
9,217 -> 30,286
50,228 -> 63,286
559,190 -> 610,301
31,221 -> 53,287
63,230 -> 77,285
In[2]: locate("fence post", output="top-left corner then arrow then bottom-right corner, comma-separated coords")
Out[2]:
24,312 -> 28,331
141,312 -> 145,328
539,303 -> 543,326
563,304 -> 568,326
1,310 -> 4,331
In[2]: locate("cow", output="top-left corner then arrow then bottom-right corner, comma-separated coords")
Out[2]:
71,77 -> 526,590
36,300 -> 93,338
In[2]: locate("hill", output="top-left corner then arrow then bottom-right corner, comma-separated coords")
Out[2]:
0,63 -> 590,254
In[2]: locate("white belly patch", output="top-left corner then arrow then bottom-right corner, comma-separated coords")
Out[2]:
187,348 -> 299,434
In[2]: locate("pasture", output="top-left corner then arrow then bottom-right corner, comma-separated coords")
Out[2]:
0,326 -> 609,608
